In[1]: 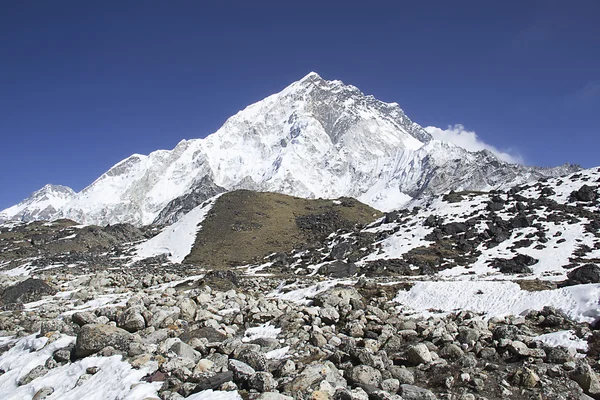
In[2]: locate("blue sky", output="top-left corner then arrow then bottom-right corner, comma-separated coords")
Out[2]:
1,1 -> 599,209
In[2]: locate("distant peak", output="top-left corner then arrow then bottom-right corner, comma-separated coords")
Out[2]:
38,184 -> 75,194
299,71 -> 324,83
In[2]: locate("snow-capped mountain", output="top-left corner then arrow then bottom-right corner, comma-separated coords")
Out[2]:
1,72 -> 579,226
0,184 -> 75,223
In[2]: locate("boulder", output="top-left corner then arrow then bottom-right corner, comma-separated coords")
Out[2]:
407,343 -> 432,366
349,365 -> 382,387
1,279 -> 57,305
75,324 -> 133,357
567,264 -> 600,285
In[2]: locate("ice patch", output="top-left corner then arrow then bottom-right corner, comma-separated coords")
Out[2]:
243,323 -> 281,342
394,281 -> 600,323
532,330 -> 588,354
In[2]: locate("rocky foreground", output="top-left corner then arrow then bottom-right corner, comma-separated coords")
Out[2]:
1,268 -> 600,400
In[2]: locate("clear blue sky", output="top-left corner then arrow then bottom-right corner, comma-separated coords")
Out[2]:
1,1 -> 599,209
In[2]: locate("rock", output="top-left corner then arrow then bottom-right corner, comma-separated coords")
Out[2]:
117,306 -> 146,332
72,311 -> 98,327
492,254 -> 538,274
18,365 -> 48,386
40,319 -> 65,336
1,279 -> 57,305
248,371 -> 277,392
228,359 -> 255,382
285,361 -> 346,393
400,384 -> 437,400
194,371 -> 234,391
318,261 -> 358,278
75,324 -> 133,357
180,327 -> 226,344
32,387 -> 54,400
313,287 -> 362,308
439,343 -> 464,360
257,393 -> 294,400
349,365 -> 382,387
407,343 -> 432,365
170,341 -> 201,362
567,264 -> 600,285
570,185 -> 597,202
507,341 -> 546,358
571,361 -> 600,399
381,378 -> 400,393
389,366 -> 414,385
320,306 -> 340,324
177,298 -> 197,321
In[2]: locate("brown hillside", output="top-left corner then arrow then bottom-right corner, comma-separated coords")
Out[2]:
183,190 -> 381,268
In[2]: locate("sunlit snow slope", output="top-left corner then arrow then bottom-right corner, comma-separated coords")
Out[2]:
2,72 -> 578,225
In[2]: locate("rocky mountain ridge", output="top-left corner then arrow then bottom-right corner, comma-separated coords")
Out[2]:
0,72 -> 579,226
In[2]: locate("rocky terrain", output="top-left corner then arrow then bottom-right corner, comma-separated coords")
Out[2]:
0,167 -> 599,399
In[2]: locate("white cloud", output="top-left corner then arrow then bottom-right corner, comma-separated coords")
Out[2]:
424,124 -> 523,164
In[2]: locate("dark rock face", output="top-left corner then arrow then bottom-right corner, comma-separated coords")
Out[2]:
492,254 -> 538,274
318,261 -> 358,278
1,279 -> 57,306
567,264 -> 600,285
153,176 -> 226,226
570,185 -> 597,202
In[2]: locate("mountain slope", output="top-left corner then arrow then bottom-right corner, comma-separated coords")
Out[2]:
0,184 -> 75,223
1,72 -> 580,225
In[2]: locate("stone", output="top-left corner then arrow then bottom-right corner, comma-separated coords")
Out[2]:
117,306 -> 146,332
170,341 -> 201,362
389,366 -> 414,385
567,264 -> 600,285
439,343 -> 464,360
407,343 -> 432,365
177,298 -> 197,321
400,384 -> 438,400
228,359 -> 255,382
75,324 -> 133,357
507,340 -> 546,358
381,378 -> 400,393
32,387 -> 54,400
180,327 -> 226,344
571,361 -> 600,399
71,311 -> 98,327
285,361 -> 346,393
18,365 -> 49,386
248,371 -> 277,392
257,394 -> 294,400
313,287 -> 363,308
349,365 -> 382,387
1,278 -> 56,305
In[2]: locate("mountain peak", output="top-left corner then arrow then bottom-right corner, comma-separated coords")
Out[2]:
299,71 -> 323,82
2,74 -> 581,226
